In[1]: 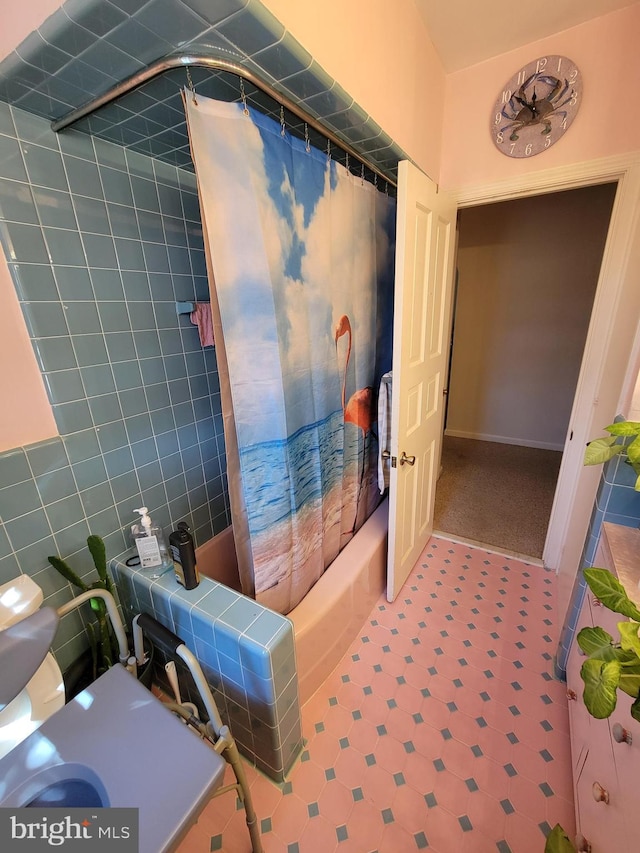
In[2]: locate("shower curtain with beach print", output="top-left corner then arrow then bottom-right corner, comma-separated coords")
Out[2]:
184,92 -> 396,615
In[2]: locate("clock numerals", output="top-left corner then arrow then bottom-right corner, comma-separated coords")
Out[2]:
491,55 -> 581,159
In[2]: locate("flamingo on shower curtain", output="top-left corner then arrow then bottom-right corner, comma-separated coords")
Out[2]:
335,314 -> 373,532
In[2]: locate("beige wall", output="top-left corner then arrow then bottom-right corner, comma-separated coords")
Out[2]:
0,259 -> 57,451
0,0 -> 63,451
262,0 -> 445,180
441,4 -> 640,189
447,183 -> 617,450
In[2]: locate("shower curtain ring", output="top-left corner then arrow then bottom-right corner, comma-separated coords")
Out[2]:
239,77 -> 250,116
185,66 -> 197,105
280,105 -> 286,137
304,123 -> 311,153
326,139 -> 331,161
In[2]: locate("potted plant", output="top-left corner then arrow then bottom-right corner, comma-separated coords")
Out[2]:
544,566 -> 640,852
48,534 -> 153,696
545,421 -> 640,851
583,419 -> 640,490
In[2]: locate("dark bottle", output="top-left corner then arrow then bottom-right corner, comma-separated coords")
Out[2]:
170,522 -> 199,590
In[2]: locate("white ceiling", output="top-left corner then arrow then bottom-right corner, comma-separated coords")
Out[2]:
415,0 -> 638,72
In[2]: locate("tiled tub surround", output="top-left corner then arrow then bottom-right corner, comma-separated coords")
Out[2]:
0,0 -> 405,181
110,554 -> 303,781
556,444 -> 640,677
0,101 -> 230,668
194,501 -> 389,707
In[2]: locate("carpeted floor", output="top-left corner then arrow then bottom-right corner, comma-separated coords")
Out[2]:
434,436 -> 562,559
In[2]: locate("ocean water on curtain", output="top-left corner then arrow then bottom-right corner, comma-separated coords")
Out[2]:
239,411 -> 380,605
184,93 -> 396,615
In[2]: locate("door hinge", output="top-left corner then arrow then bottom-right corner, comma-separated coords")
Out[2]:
391,456 -> 397,469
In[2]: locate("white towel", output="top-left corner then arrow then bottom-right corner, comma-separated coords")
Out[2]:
377,371 -> 392,493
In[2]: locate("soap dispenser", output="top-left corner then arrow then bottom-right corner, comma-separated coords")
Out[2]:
131,507 -> 173,577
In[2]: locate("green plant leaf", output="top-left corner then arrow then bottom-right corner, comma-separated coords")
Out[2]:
47,555 -> 89,592
631,695 -> 640,723
576,626 -> 617,660
86,621 -> 98,683
583,437 -> 623,466
618,667 -> 640,699
87,534 -> 107,580
88,534 -> 116,595
544,823 -> 576,853
605,421 -> 640,436
581,658 -> 621,718
627,435 -> 640,465
583,568 -> 640,621
98,615 -> 113,673
618,621 -> 640,655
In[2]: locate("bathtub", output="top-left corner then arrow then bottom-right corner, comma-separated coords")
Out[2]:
197,498 -> 388,704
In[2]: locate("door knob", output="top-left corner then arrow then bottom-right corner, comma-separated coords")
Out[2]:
575,834 -> 591,853
591,781 -> 609,804
400,452 -> 415,466
612,722 -> 632,745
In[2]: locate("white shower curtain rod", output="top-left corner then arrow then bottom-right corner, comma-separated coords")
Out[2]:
51,54 -> 398,188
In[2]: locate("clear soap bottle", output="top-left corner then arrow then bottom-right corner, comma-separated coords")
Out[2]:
131,507 -> 173,578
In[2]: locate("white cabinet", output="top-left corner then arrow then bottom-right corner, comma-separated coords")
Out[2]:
566,523 -> 640,852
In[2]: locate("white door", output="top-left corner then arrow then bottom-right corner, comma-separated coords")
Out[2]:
387,161 -> 457,602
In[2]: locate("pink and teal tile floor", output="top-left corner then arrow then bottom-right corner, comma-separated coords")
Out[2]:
178,536 -> 575,852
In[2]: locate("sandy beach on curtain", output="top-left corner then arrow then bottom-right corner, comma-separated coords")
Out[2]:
254,468 -> 380,614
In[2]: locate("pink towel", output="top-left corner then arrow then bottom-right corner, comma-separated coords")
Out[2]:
190,302 -> 215,347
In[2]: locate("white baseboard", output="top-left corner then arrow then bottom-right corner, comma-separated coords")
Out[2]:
444,428 -> 564,453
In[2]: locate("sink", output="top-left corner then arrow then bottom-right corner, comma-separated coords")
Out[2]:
26,778 -> 105,807
3,762 -> 110,808
0,665 -> 226,852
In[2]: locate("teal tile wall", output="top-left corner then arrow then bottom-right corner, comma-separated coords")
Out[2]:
0,0 -> 405,181
0,102 -> 229,671
111,556 -> 302,781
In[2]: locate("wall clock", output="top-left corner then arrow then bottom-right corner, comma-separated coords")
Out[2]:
491,55 -> 582,158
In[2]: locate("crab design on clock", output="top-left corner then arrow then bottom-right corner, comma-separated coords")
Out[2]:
491,55 -> 582,158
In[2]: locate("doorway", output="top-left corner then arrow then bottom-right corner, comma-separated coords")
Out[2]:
433,182 -> 618,559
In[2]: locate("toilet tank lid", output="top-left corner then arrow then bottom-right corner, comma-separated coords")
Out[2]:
0,607 -> 59,710
0,576 -> 44,630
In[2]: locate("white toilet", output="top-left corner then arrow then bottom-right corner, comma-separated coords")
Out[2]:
0,575 -> 65,761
